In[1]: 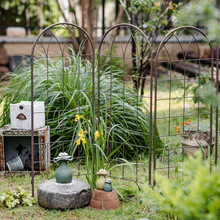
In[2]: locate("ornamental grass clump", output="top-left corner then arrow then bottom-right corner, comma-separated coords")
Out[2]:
0,50 -> 163,158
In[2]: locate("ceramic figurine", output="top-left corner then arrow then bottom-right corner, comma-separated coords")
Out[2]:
54,152 -> 73,183
96,169 -> 108,190
103,179 -> 113,192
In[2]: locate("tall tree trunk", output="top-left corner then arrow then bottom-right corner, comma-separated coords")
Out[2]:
89,0 -> 95,40
56,0 -> 95,56
79,0 -> 95,55
39,0 -> 44,32
80,0 -> 86,28
109,5 -> 124,43
25,0 -> 31,36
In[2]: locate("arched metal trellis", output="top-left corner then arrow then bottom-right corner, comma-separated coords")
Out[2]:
153,26 -> 218,183
97,23 -> 154,184
29,23 -> 220,197
30,22 -> 95,196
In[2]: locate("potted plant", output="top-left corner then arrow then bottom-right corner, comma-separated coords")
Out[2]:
176,119 -> 215,156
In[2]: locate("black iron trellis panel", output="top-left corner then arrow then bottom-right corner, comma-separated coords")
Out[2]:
30,22 -> 155,196
97,23 -> 153,184
153,26 -> 218,184
30,22 -> 95,196
29,23 -> 220,196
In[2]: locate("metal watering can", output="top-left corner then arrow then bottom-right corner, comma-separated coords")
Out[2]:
6,156 -> 24,171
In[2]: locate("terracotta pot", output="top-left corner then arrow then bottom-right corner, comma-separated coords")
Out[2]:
89,189 -> 120,210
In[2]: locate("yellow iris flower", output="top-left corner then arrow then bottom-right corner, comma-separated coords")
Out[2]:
94,131 -> 99,141
76,128 -> 87,145
94,130 -> 103,141
79,129 -> 88,134
76,139 -> 81,146
76,137 -> 87,146
75,114 -> 83,122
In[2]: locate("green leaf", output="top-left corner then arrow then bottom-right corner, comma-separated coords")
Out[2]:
11,199 -> 20,208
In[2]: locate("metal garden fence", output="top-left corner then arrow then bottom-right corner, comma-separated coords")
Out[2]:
28,22 -> 219,196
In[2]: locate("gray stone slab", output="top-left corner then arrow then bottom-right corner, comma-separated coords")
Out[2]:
0,35 -> 205,44
38,178 -> 91,209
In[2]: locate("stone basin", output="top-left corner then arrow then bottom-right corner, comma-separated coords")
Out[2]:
37,178 -> 91,209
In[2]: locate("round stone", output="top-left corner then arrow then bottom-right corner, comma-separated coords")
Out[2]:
37,178 -> 91,209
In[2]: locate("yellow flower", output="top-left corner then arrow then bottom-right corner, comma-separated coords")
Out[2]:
94,131 -> 100,141
82,138 -> 87,144
78,133 -> 83,138
76,139 -> 81,146
76,129 -> 87,145
75,114 -> 83,122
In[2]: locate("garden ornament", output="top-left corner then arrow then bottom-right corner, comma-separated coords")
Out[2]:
54,152 -> 73,183
96,169 -> 108,190
103,179 -> 113,192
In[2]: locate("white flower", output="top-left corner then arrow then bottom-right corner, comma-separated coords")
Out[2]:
59,152 -> 68,156
99,169 -> 106,172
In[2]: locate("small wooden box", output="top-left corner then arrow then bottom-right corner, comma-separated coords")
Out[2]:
10,101 -> 45,130
0,125 -> 50,173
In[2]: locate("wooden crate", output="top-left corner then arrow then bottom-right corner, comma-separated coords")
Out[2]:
0,125 -> 50,173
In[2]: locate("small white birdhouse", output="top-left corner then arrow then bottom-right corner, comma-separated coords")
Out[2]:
10,101 -> 45,130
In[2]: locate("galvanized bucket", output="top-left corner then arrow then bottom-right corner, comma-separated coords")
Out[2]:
6,156 -> 24,171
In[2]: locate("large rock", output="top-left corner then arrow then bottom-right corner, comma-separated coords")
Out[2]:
38,178 -> 91,209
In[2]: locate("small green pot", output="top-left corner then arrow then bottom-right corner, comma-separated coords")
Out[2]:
103,179 -> 112,192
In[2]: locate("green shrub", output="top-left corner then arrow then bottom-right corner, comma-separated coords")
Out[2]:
140,153 -> 220,220
0,50 -> 163,158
